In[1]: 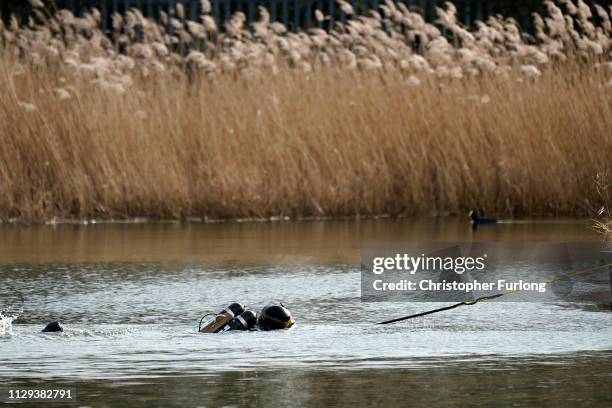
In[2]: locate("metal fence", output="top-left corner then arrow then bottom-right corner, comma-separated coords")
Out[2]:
8,0 -> 610,32
6,1 -> 574,33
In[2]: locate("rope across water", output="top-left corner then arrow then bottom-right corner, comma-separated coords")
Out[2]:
377,262 -> 612,325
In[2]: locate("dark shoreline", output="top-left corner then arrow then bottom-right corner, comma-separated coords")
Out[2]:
0,213 -> 604,226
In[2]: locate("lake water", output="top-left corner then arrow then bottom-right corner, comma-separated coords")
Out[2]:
1,218 -> 611,407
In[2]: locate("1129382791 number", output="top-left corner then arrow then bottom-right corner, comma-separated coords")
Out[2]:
2,388 -> 76,402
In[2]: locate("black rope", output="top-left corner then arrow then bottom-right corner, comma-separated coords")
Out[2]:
377,293 -> 505,325
377,262 -> 612,325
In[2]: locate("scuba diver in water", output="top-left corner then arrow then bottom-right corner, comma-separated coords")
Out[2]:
41,303 -> 294,334
199,303 -> 294,333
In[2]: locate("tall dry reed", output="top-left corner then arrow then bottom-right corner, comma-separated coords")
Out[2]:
0,0 -> 611,222
594,174 -> 612,242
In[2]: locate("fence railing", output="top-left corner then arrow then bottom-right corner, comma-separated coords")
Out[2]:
7,1 -> 569,34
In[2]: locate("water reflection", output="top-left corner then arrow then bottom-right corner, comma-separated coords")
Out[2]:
4,353 -> 612,407
0,218 -> 599,264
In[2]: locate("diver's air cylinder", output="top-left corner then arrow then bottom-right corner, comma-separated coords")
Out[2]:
219,302 -> 245,318
222,310 -> 258,331
199,303 -> 246,333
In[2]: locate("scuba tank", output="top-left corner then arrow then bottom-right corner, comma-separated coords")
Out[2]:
199,302 -> 245,333
221,310 -> 258,332
219,303 -> 245,317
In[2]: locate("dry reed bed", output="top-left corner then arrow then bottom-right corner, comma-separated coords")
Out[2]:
0,0 -> 611,222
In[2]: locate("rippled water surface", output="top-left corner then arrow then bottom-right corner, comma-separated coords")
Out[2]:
1,218 -> 611,407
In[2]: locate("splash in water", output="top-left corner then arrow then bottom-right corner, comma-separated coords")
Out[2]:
0,313 -> 17,336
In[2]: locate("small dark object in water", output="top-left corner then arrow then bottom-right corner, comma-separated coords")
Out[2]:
469,210 -> 497,225
42,321 -> 63,332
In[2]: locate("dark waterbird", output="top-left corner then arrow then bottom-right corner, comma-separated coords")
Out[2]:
469,210 -> 497,225
42,321 -> 63,332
